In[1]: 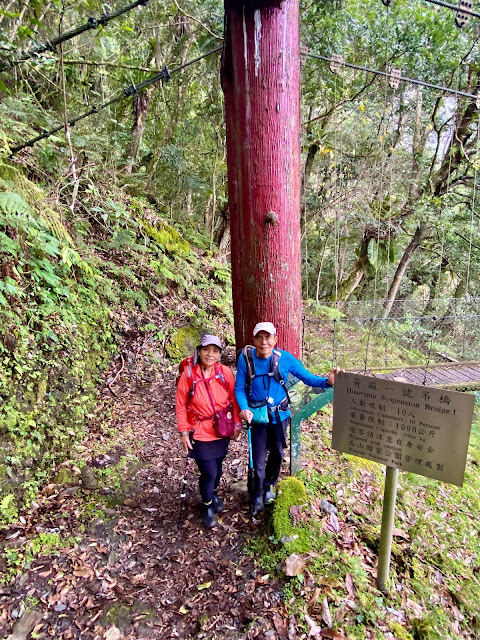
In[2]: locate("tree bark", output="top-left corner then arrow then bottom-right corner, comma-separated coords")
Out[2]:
221,0 -> 302,356
333,235 -> 369,302
215,209 -> 231,263
315,230 -> 331,303
125,91 -> 153,174
383,224 -> 426,317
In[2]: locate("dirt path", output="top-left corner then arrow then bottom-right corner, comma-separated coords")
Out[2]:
1,336 -> 292,640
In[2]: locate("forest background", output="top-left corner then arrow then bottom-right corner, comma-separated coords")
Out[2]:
2,0 -> 480,514
1,0 -> 480,514
2,2 -> 480,639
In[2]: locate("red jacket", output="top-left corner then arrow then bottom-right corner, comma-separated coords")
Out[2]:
175,363 -> 241,441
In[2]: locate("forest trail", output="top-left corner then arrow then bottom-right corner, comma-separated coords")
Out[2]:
1,327 -> 294,640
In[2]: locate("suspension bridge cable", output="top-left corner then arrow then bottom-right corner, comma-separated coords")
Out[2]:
307,52 -> 480,102
0,0 -> 150,73
422,0 -> 480,20
9,46 -> 222,156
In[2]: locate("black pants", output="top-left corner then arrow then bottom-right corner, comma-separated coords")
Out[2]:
250,418 -> 290,499
195,457 -> 224,504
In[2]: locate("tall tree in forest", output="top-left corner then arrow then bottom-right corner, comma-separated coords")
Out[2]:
221,0 -> 302,355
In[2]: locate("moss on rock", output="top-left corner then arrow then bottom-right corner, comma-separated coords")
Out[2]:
272,477 -> 311,553
166,326 -> 202,360
142,220 -> 190,256
54,468 -> 77,486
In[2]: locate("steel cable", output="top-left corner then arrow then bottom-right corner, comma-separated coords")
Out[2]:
1,0 -> 150,73
9,46 -> 223,156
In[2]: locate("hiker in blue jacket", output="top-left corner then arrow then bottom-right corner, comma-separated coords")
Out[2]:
235,322 -> 342,517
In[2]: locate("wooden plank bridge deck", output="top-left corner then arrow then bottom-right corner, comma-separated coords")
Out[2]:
366,361 -> 480,391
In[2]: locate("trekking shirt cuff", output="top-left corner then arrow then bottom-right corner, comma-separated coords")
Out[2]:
283,351 -> 330,388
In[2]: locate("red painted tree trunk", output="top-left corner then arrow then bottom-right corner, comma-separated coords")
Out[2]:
221,0 -> 302,357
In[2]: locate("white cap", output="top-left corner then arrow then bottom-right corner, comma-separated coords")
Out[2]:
253,322 -> 277,336
198,334 -> 223,350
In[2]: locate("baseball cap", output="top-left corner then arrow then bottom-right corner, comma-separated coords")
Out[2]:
198,334 -> 223,350
253,322 -> 277,337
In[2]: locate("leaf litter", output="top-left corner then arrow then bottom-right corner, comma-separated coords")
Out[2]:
0,306 -> 291,639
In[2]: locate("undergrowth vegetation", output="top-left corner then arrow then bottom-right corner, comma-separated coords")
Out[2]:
0,158 -> 233,515
247,408 -> 480,640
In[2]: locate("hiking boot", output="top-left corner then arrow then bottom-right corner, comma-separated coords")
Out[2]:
251,494 -> 264,517
264,487 -> 275,504
212,492 -> 224,514
202,504 -> 218,529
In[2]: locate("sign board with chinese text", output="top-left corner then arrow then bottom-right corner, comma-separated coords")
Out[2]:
332,373 -> 474,486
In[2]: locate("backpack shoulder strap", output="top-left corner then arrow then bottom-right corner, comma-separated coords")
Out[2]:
243,345 -> 255,377
243,345 -> 255,395
185,356 -> 197,397
271,349 -> 291,403
271,348 -> 282,380
215,363 -> 229,392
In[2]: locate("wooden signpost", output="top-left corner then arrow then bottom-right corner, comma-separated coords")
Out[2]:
332,373 -> 474,591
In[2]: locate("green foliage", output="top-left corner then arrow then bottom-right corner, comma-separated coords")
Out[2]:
0,494 -> 18,523
2,531 -> 79,584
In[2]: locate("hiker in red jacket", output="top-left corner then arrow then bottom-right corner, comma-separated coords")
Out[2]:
176,335 -> 242,528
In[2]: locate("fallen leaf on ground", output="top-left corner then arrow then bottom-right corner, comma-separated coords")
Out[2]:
321,596 -> 332,627
304,613 -> 322,637
345,572 -> 356,598
197,581 -> 212,590
392,528 -> 410,540
273,612 -> 288,637
308,586 -> 322,607
284,553 -> 306,577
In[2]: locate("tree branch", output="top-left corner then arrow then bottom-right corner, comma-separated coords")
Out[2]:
454,230 -> 480,252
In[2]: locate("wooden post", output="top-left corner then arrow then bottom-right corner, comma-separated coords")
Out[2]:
221,0 -> 302,357
377,466 -> 399,593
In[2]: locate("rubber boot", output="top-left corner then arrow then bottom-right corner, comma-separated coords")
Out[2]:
251,494 -> 264,517
264,487 -> 275,505
212,490 -> 224,514
202,502 -> 218,529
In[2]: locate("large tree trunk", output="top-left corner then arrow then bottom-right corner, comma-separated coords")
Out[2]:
383,224 -> 426,317
124,91 -> 152,174
221,0 -> 302,356
333,236 -> 369,301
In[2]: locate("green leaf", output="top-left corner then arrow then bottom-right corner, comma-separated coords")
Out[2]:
36,269 -> 61,286
0,233 -> 18,256
0,192 -> 32,216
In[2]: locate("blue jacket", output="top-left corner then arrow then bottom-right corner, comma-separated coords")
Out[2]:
235,348 -> 330,423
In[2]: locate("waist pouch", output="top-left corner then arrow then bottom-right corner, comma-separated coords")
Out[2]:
214,403 -> 235,438
249,398 -> 290,447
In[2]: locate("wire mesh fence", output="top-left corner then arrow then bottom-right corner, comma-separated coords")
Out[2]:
303,297 -> 480,372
